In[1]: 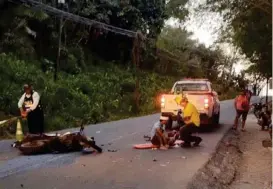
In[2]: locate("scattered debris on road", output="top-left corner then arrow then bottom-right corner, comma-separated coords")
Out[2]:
107,149 -> 118,152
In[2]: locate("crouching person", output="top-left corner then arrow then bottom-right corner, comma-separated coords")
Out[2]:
179,96 -> 202,148
150,116 -> 175,150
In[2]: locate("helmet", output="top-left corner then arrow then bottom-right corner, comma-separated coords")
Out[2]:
175,94 -> 188,105
160,116 -> 168,121
180,96 -> 188,103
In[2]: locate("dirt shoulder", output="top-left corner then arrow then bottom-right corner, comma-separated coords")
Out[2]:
187,114 -> 272,189
229,115 -> 272,189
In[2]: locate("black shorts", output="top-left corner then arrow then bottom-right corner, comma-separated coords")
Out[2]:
151,135 -> 160,146
236,110 -> 248,121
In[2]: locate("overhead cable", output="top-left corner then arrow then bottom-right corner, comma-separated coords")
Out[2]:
11,0 -> 137,37
9,0 -> 222,71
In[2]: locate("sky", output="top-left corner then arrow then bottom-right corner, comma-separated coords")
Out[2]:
166,0 -> 245,74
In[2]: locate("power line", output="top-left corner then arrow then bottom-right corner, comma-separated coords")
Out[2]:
10,0 -> 137,37
8,0 -> 223,72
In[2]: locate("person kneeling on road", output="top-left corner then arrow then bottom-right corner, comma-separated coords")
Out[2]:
150,116 -> 175,150
179,96 -> 202,148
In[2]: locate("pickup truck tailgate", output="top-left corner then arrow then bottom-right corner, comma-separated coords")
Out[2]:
184,93 -> 208,111
163,93 -> 211,112
162,94 -> 181,113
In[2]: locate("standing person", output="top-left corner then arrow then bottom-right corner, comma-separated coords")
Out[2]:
18,84 -> 44,134
232,89 -> 250,131
150,116 -> 175,150
179,96 -> 202,148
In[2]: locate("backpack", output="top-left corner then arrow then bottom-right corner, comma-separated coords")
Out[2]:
241,101 -> 249,110
236,95 -> 249,111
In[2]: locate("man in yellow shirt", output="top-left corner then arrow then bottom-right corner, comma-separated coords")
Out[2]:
178,96 -> 202,147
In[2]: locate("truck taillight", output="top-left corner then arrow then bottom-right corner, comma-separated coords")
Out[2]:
204,98 -> 209,109
161,96 -> 165,108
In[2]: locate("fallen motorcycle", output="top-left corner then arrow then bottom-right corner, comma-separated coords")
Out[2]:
15,126 -> 103,155
252,99 -> 264,118
252,99 -> 272,130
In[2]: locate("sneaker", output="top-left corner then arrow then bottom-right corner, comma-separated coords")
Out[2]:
193,138 -> 202,147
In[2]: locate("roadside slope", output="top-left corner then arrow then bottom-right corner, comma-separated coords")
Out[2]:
187,114 -> 272,189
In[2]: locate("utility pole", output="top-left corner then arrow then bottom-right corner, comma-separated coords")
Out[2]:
265,76 -> 269,111
132,31 -> 143,113
54,0 -> 65,82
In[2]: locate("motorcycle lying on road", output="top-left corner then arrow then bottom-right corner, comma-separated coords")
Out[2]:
15,126 -> 103,155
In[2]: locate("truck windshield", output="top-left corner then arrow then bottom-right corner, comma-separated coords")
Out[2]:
174,83 -> 209,93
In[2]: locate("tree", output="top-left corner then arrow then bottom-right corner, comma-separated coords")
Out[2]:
156,26 -> 241,88
245,64 -> 265,95
202,0 -> 272,78
165,0 -> 189,22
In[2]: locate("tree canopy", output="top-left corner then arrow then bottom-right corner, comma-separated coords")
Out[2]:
202,0 -> 272,78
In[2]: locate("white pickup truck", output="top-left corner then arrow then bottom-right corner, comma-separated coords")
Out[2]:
160,78 -> 221,127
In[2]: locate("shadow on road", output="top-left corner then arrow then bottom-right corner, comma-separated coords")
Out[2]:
199,123 -> 224,133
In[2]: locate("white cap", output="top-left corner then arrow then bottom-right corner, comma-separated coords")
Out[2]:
160,116 -> 169,121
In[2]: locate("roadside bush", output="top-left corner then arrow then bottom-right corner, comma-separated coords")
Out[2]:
0,53 -> 174,134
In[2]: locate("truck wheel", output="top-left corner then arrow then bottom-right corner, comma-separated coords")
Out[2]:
211,112 -> 220,128
215,112 -> 220,125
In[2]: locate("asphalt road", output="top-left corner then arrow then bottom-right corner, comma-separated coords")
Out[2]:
0,97 -> 260,189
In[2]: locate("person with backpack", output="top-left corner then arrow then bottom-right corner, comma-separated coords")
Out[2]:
18,84 -> 44,134
232,89 -> 250,131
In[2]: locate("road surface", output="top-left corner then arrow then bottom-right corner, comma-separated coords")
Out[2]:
0,98 -> 259,189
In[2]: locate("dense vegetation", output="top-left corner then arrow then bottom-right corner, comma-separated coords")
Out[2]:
0,0 -> 249,136
0,53 -> 175,131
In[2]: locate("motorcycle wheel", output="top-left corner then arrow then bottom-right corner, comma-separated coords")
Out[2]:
19,140 -> 46,155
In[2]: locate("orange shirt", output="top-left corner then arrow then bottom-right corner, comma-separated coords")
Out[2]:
235,95 -> 249,111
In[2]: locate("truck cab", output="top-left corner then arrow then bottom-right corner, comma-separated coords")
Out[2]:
161,78 -> 221,127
